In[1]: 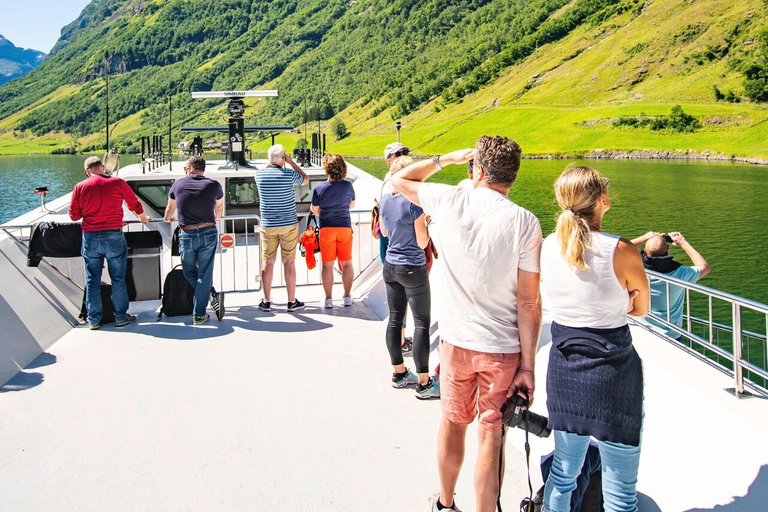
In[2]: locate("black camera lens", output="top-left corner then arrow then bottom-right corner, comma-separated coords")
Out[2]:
501,394 -> 551,438
467,160 -> 474,178
663,234 -> 673,243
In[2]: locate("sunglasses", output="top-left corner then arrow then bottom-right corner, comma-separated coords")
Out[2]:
602,177 -> 611,189
390,149 -> 409,158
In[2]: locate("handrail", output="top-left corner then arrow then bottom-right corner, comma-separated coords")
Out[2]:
642,269 -> 768,396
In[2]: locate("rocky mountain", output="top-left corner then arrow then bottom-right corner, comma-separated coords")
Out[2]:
0,35 -> 46,86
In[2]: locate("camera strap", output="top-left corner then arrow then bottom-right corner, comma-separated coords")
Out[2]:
497,412 -> 535,512
522,412 -> 534,512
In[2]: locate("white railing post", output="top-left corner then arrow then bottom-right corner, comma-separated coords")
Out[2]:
729,303 -> 746,396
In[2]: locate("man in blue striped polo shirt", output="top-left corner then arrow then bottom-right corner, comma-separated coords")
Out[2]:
255,144 -> 309,312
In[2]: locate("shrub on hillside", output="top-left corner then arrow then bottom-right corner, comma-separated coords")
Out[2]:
612,105 -> 699,133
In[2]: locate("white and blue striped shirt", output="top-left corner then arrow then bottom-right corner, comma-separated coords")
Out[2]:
255,166 -> 304,228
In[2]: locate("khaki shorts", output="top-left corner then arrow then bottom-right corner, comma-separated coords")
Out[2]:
439,340 -> 521,432
261,224 -> 299,261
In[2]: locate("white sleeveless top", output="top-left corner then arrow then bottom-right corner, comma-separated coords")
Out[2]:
541,231 -> 629,329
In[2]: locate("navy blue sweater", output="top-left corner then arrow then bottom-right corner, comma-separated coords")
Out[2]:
546,322 -> 644,446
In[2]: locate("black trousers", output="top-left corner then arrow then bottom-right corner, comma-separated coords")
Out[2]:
383,262 -> 431,374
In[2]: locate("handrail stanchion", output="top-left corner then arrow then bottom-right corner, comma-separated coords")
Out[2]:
730,303 -> 745,396
709,296 -> 714,347
686,288 -> 691,336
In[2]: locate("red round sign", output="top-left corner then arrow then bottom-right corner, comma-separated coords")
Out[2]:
220,234 -> 235,248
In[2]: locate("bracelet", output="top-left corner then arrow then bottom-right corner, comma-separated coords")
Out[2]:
432,155 -> 443,172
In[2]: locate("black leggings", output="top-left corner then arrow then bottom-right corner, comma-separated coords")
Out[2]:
383,262 -> 431,374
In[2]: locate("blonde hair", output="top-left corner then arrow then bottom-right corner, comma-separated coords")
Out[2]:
387,156 -> 414,195
553,166 -> 608,270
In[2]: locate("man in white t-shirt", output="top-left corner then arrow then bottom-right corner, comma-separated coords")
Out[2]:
392,136 -> 542,512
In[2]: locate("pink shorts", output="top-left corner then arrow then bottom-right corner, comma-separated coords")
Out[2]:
439,340 -> 521,432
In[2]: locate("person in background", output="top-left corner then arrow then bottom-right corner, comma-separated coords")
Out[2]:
631,231 -> 710,339
540,166 -> 649,512
392,136 -> 542,512
255,144 -> 310,312
164,155 -> 225,325
69,156 -> 149,329
379,156 -> 439,400
381,141 -> 414,352
311,153 -> 355,308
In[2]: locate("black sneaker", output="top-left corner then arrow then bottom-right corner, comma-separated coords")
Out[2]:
258,299 -> 271,312
402,336 -> 413,354
114,314 -> 137,328
210,291 -> 225,321
193,314 -> 210,325
287,299 -> 305,312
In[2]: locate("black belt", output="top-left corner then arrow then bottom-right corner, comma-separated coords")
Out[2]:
92,228 -> 122,232
180,222 -> 216,231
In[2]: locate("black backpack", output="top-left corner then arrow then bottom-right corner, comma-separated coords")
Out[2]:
158,264 -> 195,319
79,282 -> 115,325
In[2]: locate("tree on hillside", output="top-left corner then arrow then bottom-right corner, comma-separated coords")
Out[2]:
743,28 -> 768,102
331,118 -> 347,140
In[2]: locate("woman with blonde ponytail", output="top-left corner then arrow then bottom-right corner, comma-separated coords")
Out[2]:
540,166 -> 650,512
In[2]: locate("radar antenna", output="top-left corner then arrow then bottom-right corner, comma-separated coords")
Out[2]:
186,90 -> 291,169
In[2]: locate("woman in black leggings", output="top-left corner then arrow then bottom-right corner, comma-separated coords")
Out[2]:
379,157 -> 439,400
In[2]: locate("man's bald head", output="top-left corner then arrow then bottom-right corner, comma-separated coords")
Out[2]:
645,235 -> 669,257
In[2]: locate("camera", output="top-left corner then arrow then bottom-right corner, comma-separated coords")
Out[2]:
663,234 -> 673,243
501,394 -> 551,438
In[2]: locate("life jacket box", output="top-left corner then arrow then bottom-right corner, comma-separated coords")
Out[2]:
124,231 -> 162,301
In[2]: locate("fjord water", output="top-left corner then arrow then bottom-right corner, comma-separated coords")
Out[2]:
1,155 -> 767,309
351,157 -> 768,313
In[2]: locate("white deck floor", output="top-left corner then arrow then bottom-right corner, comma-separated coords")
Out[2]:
1,285 -> 767,511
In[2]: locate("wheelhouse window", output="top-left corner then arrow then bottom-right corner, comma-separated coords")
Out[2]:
128,180 -> 174,212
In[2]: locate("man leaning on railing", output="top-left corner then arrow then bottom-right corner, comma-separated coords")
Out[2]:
69,156 -> 149,330
631,231 -> 711,339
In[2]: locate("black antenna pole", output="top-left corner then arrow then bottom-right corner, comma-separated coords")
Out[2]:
168,95 -> 172,171
105,73 -> 109,152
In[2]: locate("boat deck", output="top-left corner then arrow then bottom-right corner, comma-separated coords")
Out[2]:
1,279 -> 767,511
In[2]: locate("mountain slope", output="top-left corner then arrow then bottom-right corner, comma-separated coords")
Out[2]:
0,35 -> 46,86
0,0 -> 766,158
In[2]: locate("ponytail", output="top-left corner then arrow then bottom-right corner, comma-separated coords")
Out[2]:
552,166 -> 608,270
555,209 -> 592,271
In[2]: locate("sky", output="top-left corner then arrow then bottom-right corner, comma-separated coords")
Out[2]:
0,0 -> 91,53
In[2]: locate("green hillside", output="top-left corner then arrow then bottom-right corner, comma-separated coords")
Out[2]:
0,0 -> 766,159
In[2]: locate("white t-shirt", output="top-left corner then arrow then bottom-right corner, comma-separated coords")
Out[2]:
418,182 -> 542,353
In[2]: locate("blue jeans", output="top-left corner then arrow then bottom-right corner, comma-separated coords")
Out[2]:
544,430 -> 641,512
82,230 -> 129,325
178,226 -> 218,317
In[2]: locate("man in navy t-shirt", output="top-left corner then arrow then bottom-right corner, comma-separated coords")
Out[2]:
164,155 -> 225,324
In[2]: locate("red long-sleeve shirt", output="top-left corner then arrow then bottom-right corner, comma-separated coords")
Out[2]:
69,174 -> 145,232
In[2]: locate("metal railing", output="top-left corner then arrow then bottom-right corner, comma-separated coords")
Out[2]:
1,216 -> 264,295
268,209 -> 379,288
635,269 -> 768,396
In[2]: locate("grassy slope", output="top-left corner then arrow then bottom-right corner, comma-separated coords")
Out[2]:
1,0 -> 767,157
333,0 -> 768,158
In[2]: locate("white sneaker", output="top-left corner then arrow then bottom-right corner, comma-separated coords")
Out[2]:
324,298 -> 334,309
343,296 -> 353,307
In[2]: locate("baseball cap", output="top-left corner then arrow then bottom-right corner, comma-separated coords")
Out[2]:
384,142 -> 411,159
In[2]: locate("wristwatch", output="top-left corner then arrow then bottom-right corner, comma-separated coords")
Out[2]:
432,155 -> 442,171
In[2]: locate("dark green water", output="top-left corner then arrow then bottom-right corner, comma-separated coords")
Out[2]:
1,155 -> 766,309
350,158 -> 768,313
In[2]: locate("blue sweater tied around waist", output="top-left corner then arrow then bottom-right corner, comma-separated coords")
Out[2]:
546,321 -> 644,446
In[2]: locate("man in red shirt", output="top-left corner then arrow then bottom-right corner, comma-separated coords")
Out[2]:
69,156 -> 149,329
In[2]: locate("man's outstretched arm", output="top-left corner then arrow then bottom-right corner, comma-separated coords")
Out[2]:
392,149 -> 474,206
